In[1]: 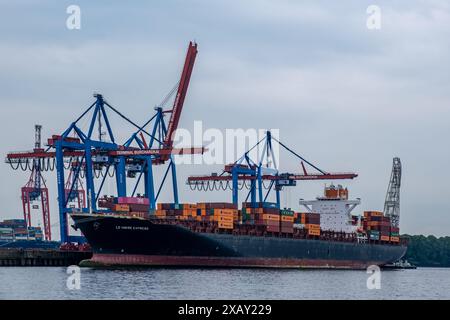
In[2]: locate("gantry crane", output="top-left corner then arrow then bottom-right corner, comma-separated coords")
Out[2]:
17,125 -> 52,240
384,157 -> 401,228
64,160 -> 86,210
188,130 -> 357,208
6,42 -> 202,243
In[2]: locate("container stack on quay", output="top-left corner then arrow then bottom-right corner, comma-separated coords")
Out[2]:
0,219 -> 43,241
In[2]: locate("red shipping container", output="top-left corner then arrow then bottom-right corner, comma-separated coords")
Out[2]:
266,225 -> 280,232
128,204 -> 150,212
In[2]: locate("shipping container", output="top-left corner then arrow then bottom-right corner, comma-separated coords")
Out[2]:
266,225 -> 280,233
305,224 -> 320,230
281,227 -> 294,234
113,204 -> 130,212
262,214 -> 280,221
218,221 -> 233,229
364,211 -> 383,217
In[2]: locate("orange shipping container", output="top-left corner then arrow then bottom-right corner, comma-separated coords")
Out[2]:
325,189 -> 339,198
281,216 -> 294,222
114,204 -> 130,212
390,236 -> 400,242
364,211 -> 383,217
214,209 -> 235,216
215,216 -> 234,222
262,214 -> 280,221
308,229 -> 321,236
214,216 -> 231,221
218,221 -> 233,229
197,203 -> 207,209
380,235 -> 390,241
183,203 -> 197,209
306,224 -> 320,230
155,209 -> 166,216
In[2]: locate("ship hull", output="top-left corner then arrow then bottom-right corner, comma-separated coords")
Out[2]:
71,214 -> 407,269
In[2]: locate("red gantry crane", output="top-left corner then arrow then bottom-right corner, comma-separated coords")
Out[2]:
18,125 -> 52,240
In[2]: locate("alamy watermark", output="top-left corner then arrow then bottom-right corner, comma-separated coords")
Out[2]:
366,5 -> 381,30
366,265 -> 381,290
66,265 -> 81,290
66,5 -> 81,30
173,121 -> 280,166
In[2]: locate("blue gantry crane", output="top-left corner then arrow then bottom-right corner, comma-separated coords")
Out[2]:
6,42 -> 201,243
187,130 -> 358,209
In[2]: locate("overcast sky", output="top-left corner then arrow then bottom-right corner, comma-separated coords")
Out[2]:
0,1 -> 449,239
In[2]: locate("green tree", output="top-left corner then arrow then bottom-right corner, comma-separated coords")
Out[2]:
403,235 -> 450,267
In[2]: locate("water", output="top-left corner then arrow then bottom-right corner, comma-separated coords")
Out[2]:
0,267 -> 449,299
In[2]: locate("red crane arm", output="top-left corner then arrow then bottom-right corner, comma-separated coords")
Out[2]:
6,147 -> 205,160
187,172 -> 358,182
164,42 -> 198,149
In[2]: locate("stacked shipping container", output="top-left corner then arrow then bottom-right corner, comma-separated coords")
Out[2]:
362,211 -> 399,243
97,197 -> 401,243
293,212 -> 321,236
155,202 -> 238,229
0,219 -> 43,241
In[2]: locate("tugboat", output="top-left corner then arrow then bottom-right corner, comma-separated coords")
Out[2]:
382,259 -> 417,270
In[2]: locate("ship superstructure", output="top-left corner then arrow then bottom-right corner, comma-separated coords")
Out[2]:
299,184 -> 360,233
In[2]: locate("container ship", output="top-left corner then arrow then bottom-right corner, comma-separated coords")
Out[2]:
72,185 -> 407,269
5,41 -> 406,269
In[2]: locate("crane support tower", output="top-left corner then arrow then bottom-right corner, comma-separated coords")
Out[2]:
384,157 -> 401,228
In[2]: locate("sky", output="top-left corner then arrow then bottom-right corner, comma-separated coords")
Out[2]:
0,0 -> 449,239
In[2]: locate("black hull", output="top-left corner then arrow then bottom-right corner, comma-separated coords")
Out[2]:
71,214 -> 407,269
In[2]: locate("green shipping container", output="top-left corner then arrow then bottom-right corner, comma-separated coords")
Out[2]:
280,209 -> 294,216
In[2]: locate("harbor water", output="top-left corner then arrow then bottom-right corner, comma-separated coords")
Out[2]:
0,267 -> 449,299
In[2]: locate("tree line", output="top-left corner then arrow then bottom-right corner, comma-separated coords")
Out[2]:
403,235 -> 450,267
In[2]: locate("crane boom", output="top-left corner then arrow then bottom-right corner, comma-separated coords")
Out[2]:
163,42 -> 198,151
187,173 -> 357,182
